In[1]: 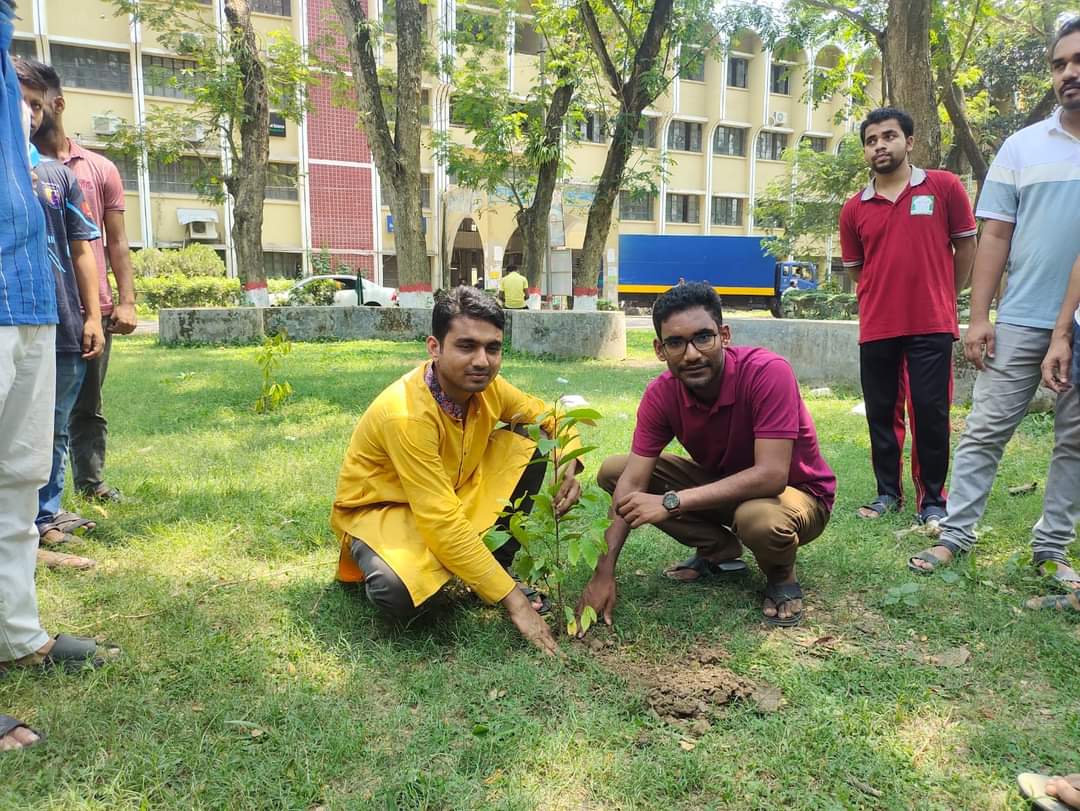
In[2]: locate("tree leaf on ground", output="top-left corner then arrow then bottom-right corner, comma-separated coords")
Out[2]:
1008,481 -> 1038,496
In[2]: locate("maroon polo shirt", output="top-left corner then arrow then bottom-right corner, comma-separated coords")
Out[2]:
631,346 -> 836,511
839,167 -> 977,344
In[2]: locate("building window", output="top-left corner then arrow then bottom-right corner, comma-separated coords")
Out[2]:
574,111 -> 607,144
149,156 -> 220,195
514,19 -> 545,54
457,10 -> 498,45
770,63 -> 791,94
264,251 -> 302,279
421,173 -> 431,209
679,49 -> 705,81
142,54 -> 197,99
104,150 -> 140,192
449,98 -> 467,127
667,193 -> 700,224
727,57 -> 748,89
269,112 -> 287,138
10,38 -> 36,60
756,131 -> 788,161
711,196 -> 743,226
757,200 -> 785,229
50,44 -> 131,93
802,135 -> 828,153
619,192 -> 653,221
633,117 -> 658,148
420,89 -> 431,125
713,126 -> 745,156
667,120 -> 702,152
251,0 -> 291,15
266,163 -> 298,201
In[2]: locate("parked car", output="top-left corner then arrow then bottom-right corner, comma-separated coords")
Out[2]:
270,274 -> 398,307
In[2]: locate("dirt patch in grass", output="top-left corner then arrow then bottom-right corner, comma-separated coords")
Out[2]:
585,640 -> 781,723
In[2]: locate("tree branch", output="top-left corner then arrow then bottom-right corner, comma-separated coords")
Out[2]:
597,0 -> 633,40
797,0 -> 882,40
579,0 -> 624,96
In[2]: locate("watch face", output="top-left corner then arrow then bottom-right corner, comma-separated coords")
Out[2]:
663,491 -> 680,511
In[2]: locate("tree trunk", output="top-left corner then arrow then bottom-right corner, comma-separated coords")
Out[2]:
332,0 -> 429,305
223,0 -> 270,306
518,81 -> 575,305
575,0 -> 674,310
884,0 -> 941,168
936,29 -> 988,197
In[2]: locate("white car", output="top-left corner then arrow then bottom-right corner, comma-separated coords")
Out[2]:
270,274 -> 398,307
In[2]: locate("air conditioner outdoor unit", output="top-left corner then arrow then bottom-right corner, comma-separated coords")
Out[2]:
92,115 -> 121,136
187,219 -> 218,240
770,111 -> 788,126
184,124 -> 208,143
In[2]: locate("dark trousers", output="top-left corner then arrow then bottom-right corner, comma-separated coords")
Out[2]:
350,445 -> 547,619
69,315 -> 113,493
859,332 -> 954,512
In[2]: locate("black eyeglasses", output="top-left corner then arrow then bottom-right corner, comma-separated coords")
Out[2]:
660,330 -> 718,356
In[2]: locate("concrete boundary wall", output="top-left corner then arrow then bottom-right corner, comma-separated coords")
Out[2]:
725,318 -> 979,403
158,307 -> 627,361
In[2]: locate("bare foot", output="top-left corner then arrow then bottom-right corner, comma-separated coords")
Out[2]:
0,723 -> 40,751
910,545 -> 955,572
762,568 -> 802,622
856,506 -> 884,519
1046,775 -> 1080,809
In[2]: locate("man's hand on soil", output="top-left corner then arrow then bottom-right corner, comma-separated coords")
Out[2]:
503,587 -> 559,656
615,491 -> 668,528
575,572 -> 616,637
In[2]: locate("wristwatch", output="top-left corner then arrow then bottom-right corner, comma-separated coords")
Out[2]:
662,490 -> 681,513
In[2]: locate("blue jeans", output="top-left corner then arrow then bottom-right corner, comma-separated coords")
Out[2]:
36,352 -> 87,528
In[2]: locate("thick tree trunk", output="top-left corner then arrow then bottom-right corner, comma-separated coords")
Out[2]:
576,0 -> 674,310
519,81 -> 575,304
223,1 -> 270,306
884,0 -> 941,168
332,0 -> 429,305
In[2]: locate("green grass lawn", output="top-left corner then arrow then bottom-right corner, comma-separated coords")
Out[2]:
2,334 -> 1077,810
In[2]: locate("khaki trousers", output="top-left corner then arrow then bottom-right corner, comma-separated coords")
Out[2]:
598,454 -> 830,575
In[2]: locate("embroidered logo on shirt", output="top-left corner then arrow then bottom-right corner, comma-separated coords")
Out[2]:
910,195 -> 935,216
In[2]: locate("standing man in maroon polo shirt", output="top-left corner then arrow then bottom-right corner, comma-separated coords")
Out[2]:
840,107 -> 977,526
574,283 -> 836,627
17,58 -> 137,503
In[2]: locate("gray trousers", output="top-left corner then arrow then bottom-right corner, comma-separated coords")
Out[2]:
69,315 -> 113,493
939,323 -> 1080,557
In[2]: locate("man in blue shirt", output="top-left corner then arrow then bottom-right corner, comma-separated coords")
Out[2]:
0,0 -> 111,753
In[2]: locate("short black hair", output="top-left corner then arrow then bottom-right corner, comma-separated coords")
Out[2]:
13,57 -> 62,96
432,285 -> 505,343
1051,16 -> 1080,59
652,282 -> 723,337
859,107 -> 914,143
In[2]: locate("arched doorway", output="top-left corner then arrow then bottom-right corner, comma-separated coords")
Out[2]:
504,227 -> 524,273
450,217 -> 485,288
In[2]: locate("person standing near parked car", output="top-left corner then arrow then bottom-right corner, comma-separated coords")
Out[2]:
16,57 -> 137,503
840,106 -> 977,526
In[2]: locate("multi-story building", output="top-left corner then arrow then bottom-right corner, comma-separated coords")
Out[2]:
10,0 -> 866,295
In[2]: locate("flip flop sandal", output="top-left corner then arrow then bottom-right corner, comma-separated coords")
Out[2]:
38,511 -> 96,546
1025,593 -> 1080,612
858,495 -> 900,519
0,715 -> 45,751
915,506 -> 947,527
1033,552 -> 1080,592
37,635 -> 117,673
36,549 -> 97,571
763,581 -> 804,627
85,485 -> 124,504
908,539 -> 964,575
663,555 -> 749,581
1017,772 -> 1078,811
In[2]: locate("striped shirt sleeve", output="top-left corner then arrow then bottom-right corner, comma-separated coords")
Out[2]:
945,172 -> 978,239
976,138 -> 1019,224
839,197 -> 863,269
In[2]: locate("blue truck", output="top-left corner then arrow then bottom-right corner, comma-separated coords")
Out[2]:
617,234 -> 817,317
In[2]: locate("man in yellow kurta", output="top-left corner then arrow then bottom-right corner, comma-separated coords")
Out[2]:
332,286 -> 581,655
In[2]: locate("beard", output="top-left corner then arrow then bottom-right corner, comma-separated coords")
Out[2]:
872,152 -> 906,173
31,110 -> 56,141
1058,80 -> 1080,110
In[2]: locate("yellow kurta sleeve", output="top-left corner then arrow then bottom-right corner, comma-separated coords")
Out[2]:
382,415 -> 516,604
496,380 -> 583,467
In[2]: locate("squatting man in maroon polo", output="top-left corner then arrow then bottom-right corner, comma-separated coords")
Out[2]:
575,283 -> 836,628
